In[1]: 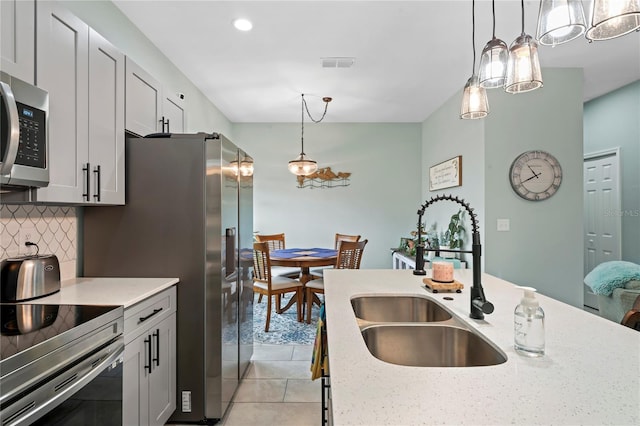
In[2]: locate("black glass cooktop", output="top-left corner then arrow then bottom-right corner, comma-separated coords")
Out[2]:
0,304 -> 120,361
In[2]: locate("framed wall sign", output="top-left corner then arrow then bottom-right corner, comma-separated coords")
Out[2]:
429,156 -> 462,191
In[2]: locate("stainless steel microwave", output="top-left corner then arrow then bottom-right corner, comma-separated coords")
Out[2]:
0,72 -> 49,189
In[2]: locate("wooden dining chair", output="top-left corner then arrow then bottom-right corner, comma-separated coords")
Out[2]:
306,239 -> 368,323
310,233 -> 361,278
254,233 -> 300,303
255,233 -> 286,251
252,242 -> 303,332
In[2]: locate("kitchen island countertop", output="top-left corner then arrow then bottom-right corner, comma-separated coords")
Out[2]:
24,277 -> 179,308
323,269 -> 640,425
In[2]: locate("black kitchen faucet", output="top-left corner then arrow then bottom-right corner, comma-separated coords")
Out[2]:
413,194 -> 494,320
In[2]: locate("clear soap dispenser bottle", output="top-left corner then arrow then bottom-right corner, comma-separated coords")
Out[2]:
514,286 -> 545,357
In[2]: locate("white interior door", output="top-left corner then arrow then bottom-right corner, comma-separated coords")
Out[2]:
584,149 -> 621,309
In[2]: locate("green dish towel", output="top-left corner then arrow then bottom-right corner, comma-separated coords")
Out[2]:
584,261 -> 640,296
310,304 -> 327,380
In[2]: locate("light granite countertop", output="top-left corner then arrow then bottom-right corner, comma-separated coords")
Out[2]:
323,269 -> 640,426
24,277 -> 179,308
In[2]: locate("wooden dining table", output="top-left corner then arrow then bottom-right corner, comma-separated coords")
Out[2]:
269,247 -> 337,315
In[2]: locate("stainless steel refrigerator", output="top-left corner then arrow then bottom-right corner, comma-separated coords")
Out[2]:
82,132 -> 253,423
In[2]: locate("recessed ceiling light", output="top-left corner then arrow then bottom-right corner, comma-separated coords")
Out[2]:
233,18 -> 253,31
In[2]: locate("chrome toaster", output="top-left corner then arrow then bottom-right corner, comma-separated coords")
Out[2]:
0,254 -> 61,302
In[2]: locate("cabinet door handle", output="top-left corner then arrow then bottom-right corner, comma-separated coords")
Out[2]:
152,329 -> 160,367
138,307 -> 163,324
159,116 -> 169,133
82,163 -> 91,201
144,336 -> 152,373
93,165 -> 101,202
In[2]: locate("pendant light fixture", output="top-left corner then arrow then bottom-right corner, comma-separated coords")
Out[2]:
585,0 -> 640,41
536,0 -> 586,46
460,0 -> 489,119
479,0 -> 509,88
505,0 -> 543,94
288,94 -> 331,176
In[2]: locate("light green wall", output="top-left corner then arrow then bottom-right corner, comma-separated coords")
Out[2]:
61,0 -> 232,136
422,69 -> 584,307
232,123 -> 422,269
484,68 -> 584,307
421,89 -> 485,265
584,80 -> 640,264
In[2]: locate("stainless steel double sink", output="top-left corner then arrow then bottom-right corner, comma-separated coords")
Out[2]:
351,295 -> 507,367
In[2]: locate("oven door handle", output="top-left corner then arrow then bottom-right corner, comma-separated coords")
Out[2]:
2,338 -> 124,426
0,81 -> 20,175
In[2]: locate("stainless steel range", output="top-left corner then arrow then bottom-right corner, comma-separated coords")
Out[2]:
0,303 -> 124,425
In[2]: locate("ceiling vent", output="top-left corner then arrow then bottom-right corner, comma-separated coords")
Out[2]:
321,57 -> 355,68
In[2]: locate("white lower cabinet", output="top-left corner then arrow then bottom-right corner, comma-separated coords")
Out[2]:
123,287 -> 177,426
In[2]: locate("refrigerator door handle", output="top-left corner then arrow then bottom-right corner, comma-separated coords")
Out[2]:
225,227 -> 237,280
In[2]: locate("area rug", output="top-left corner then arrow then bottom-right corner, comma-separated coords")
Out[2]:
253,293 -> 321,345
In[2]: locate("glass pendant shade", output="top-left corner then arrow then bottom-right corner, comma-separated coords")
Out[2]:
460,75 -> 489,119
505,34 -> 543,94
537,0 -> 586,45
479,38 -> 509,88
585,0 -> 640,40
288,153 -> 318,176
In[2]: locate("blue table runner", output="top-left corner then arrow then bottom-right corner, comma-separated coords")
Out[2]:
271,248 -> 337,259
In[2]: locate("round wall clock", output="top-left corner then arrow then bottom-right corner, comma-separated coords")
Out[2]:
509,150 -> 562,201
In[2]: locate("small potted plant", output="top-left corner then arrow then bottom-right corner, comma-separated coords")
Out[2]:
426,227 -> 439,259
439,230 -> 452,258
446,209 -> 466,257
409,222 -> 427,256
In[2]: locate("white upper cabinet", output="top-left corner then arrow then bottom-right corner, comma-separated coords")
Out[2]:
36,2 -> 124,204
125,57 -> 188,135
1,0 -> 35,82
125,57 -> 163,136
35,2 -> 89,203
88,28 -> 125,204
162,91 -> 186,133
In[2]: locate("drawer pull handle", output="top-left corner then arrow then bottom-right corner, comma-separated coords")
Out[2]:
139,307 -> 163,324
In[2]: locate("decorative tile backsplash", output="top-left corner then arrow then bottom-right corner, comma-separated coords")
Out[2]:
0,205 -> 77,279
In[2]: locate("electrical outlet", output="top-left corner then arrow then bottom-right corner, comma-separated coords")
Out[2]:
181,391 -> 192,412
19,226 -> 37,254
497,219 -> 510,232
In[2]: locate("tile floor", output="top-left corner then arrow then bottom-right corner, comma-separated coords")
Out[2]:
220,343 -> 321,425
169,343 -> 321,425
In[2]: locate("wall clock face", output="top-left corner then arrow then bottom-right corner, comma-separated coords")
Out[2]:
509,150 -> 562,201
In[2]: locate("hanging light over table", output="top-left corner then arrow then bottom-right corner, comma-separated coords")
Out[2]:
461,0 -> 489,119
505,0 -> 543,94
585,0 -> 640,41
479,0 -> 509,88
537,0 -> 586,46
288,94 -> 331,176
